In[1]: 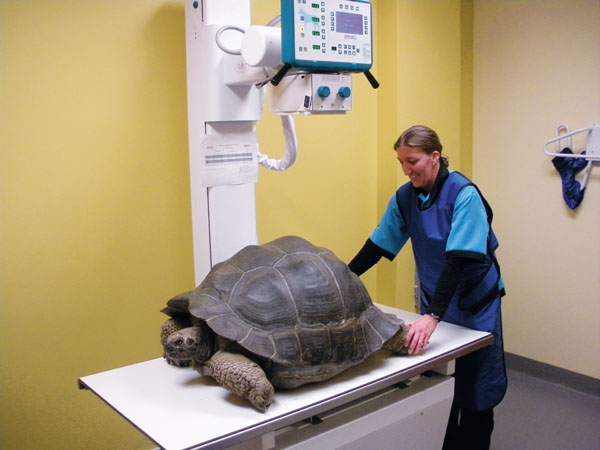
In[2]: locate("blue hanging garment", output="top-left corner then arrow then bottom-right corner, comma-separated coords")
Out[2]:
551,148 -> 588,209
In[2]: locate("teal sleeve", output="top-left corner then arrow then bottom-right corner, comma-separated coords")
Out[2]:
446,186 -> 489,255
369,195 -> 409,257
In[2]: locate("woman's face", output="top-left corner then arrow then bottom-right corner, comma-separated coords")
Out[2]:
396,145 -> 440,192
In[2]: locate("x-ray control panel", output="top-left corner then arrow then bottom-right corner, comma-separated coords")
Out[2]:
281,0 -> 373,72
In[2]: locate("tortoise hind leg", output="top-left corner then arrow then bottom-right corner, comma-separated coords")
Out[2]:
383,324 -> 410,356
198,350 -> 274,412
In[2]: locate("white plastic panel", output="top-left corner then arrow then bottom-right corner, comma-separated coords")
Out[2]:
202,0 -> 250,26
274,375 -> 453,450
270,73 -> 352,114
208,183 -> 258,266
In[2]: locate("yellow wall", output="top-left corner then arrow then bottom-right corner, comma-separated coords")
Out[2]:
0,0 -> 474,448
0,1 -> 192,448
473,0 -> 600,378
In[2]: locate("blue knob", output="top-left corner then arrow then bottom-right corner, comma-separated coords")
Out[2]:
317,86 -> 331,98
338,86 -> 351,99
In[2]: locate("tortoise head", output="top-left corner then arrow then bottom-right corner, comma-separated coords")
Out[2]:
165,324 -> 214,363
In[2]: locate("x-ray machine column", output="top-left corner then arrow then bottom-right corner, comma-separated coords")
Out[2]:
185,0 -> 261,284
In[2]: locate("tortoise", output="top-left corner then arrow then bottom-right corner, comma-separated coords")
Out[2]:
160,236 -> 408,411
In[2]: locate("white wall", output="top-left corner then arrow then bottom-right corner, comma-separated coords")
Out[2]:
473,0 -> 600,378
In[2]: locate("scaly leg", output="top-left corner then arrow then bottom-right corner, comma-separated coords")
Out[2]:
199,350 -> 274,412
383,324 -> 409,356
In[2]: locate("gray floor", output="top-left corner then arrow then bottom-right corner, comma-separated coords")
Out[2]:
492,368 -> 600,450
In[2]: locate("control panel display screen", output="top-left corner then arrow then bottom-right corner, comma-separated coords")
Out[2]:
335,11 -> 363,35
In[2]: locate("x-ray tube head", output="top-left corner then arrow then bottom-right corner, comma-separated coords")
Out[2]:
241,26 -> 282,67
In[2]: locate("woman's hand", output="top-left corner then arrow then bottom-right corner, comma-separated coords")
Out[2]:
405,314 -> 439,355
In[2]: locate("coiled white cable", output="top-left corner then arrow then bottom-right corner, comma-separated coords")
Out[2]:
257,115 -> 297,171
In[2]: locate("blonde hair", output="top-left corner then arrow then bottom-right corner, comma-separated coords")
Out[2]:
394,125 -> 449,168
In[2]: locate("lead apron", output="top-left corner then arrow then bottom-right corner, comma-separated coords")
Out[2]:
396,172 -> 507,411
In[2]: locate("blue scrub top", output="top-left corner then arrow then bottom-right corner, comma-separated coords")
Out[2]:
370,172 -> 490,259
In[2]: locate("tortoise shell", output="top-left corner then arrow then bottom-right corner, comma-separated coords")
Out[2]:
163,236 -> 404,388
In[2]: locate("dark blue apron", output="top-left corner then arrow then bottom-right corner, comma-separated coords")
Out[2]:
396,171 -> 507,411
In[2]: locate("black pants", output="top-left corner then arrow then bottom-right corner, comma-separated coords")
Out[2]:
442,403 -> 494,450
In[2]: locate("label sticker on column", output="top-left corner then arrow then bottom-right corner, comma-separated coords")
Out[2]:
196,135 -> 258,186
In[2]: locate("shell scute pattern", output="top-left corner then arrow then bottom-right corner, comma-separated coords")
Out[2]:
229,267 -> 298,332
228,244 -> 285,272
268,330 -> 302,366
275,253 -> 345,326
328,320 -> 362,363
319,251 -> 372,317
241,328 -> 278,362
297,327 -> 331,365
206,314 -> 249,343
364,306 -> 403,340
189,290 -> 229,316
200,262 -> 243,297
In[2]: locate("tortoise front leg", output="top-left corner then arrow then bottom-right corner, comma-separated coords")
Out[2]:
198,350 -> 274,412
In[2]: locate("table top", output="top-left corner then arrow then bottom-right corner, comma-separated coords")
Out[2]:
79,305 -> 492,450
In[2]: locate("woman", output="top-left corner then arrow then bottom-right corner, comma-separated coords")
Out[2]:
349,125 -> 507,450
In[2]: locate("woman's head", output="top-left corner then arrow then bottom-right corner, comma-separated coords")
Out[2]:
393,125 -> 448,192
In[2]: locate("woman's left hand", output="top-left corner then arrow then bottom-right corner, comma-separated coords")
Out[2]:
405,314 -> 439,355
